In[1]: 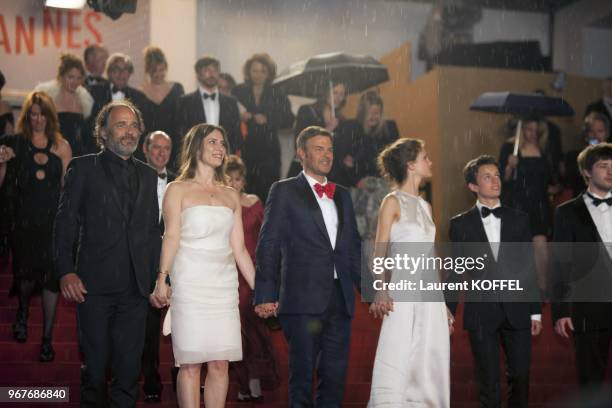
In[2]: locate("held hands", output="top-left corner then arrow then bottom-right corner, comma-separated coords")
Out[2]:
254,302 -> 278,318
369,291 -> 394,319
59,273 -> 88,303
0,145 -> 16,163
150,279 -> 172,309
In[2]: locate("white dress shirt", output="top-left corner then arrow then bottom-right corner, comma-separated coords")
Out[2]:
584,189 -> 612,259
303,171 -> 338,279
476,200 -> 541,322
157,167 -> 168,222
111,84 -> 125,101
199,86 -> 220,126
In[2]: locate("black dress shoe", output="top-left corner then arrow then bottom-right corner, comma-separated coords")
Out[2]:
39,338 -> 55,362
143,393 -> 161,403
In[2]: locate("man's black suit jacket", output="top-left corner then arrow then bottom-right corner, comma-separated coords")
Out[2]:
551,194 -> 612,331
54,151 -> 161,297
174,91 -> 242,158
448,206 -> 541,330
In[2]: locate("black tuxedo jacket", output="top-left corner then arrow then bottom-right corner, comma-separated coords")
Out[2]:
448,205 -> 541,330
175,91 -> 242,156
254,173 -> 362,316
551,194 -> 612,330
54,151 -> 161,297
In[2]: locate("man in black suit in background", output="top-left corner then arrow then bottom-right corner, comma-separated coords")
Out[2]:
88,53 -> 152,158
54,100 -> 161,407
140,130 -> 175,402
174,56 -> 241,167
448,155 -> 542,408
553,143 -> 612,387
83,44 -> 109,89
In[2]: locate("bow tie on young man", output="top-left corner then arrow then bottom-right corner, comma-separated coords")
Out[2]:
481,206 -> 503,219
111,86 -> 126,94
158,173 -> 167,180
203,92 -> 216,101
314,182 -> 336,199
587,192 -> 612,207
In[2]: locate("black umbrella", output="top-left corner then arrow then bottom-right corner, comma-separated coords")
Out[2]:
273,52 -> 389,99
470,91 -> 575,117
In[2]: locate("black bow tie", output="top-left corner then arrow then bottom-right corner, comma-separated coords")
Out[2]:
158,173 -> 167,180
203,92 -> 216,100
111,86 -> 125,94
481,206 -> 503,219
587,193 -> 612,207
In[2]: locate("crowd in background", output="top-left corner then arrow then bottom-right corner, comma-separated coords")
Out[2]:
0,43 -> 611,404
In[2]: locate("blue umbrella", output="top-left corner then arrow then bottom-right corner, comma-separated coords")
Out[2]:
470,91 -> 575,117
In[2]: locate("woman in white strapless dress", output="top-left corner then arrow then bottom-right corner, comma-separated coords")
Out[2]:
151,124 -> 255,408
368,139 -> 453,408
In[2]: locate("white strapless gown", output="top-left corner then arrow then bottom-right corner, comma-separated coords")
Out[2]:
168,205 -> 242,365
368,191 -> 450,407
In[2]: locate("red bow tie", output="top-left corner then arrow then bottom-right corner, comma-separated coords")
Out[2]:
314,182 -> 336,199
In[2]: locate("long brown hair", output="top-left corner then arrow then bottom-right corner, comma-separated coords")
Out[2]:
16,91 -> 63,145
177,124 -> 229,184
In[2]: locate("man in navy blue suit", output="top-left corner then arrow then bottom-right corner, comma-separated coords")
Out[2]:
254,126 -> 362,407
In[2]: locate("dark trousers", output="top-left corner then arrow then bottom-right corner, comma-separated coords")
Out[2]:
141,305 -> 162,395
468,319 -> 532,408
77,291 -> 148,408
279,281 -> 351,408
574,327 -> 612,386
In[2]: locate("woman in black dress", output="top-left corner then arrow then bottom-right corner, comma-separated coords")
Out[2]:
232,53 -> 294,202
0,91 -> 72,361
333,91 -> 399,187
35,54 -> 94,157
499,115 -> 554,291
286,81 -> 347,178
140,46 -> 184,155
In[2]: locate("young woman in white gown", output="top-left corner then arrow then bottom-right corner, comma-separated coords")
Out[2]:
368,138 -> 453,407
151,124 -> 255,408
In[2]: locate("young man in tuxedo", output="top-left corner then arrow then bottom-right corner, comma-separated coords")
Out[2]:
88,53 -> 152,158
54,100 -> 161,407
141,130 -> 174,402
553,143 -> 612,387
174,56 -> 241,167
254,126 -> 362,407
448,155 -> 542,408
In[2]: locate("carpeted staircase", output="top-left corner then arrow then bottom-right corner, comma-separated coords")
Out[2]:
0,256 -> 609,407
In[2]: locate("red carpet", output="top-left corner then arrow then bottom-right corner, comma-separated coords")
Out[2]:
0,256 -> 609,407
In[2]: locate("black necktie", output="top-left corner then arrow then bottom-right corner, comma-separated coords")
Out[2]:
158,173 -> 167,180
481,206 -> 503,219
203,92 -> 216,101
587,192 -> 612,207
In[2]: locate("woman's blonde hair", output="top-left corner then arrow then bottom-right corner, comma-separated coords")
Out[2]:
17,91 -> 64,146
